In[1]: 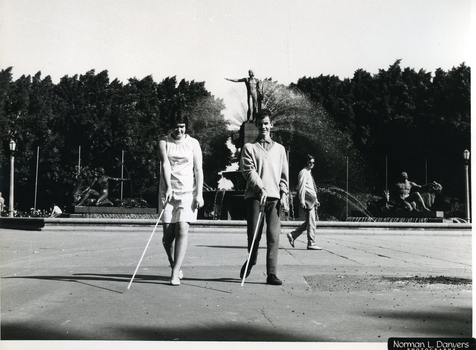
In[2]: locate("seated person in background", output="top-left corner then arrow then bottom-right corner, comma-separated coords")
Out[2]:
50,203 -> 63,217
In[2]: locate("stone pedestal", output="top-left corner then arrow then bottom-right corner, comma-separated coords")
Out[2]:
243,122 -> 258,144
71,206 -> 158,218
0,217 -> 45,230
73,206 -> 157,214
347,210 -> 446,223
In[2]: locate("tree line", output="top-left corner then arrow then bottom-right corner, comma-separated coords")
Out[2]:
290,60 -> 470,218
0,60 -> 471,217
0,68 -> 232,212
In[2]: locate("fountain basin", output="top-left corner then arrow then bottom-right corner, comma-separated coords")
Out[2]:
39,217 -> 471,235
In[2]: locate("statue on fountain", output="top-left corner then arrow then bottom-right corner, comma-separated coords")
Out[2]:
73,167 -> 130,206
73,166 -> 100,206
94,167 -> 130,206
417,181 -> 443,210
367,172 -> 443,214
390,172 -> 431,211
367,189 -> 392,213
225,70 -> 263,122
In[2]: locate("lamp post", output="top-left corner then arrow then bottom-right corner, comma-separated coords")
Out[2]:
463,149 -> 470,222
9,140 -> 16,218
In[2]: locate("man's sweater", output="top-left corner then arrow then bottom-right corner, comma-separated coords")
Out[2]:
240,140 -> 288,200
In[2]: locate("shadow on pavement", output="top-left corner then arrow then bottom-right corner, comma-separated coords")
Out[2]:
1,321 -> 327,341
2,273 -> 264,293
3,273 -> 257,285
367,306 -> 472,337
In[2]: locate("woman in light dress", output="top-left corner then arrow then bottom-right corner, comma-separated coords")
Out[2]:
159,113 -> 204,286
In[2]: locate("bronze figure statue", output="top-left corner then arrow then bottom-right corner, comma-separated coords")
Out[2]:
95,167 -> 130,206
226,70 -> 263,122
73,166 -> 129,206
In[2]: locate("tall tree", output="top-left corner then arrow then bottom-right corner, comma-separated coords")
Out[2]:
293,60 -> 471,216
0,69 -> 232,211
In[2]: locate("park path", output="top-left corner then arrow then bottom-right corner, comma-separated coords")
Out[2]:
0,226 -> 472,348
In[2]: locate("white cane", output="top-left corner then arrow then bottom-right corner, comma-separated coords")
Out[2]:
241,203 -> 265,286
127,206 -> 166,289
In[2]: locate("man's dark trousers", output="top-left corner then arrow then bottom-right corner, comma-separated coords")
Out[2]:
245,198 -> 281,275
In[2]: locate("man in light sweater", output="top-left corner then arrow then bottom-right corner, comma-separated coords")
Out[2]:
287,154 -> 322,250
240,109 -> 289,285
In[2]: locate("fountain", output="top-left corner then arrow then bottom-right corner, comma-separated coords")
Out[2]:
70,166 -> 156,218
317,185 -> 375,221
203,170 -> 246,220
209,77 -> 449,223
210,77 -> 370,221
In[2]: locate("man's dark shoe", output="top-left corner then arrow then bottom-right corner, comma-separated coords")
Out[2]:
266,274 -> 282,285
287,232 -> 295,248
240,262 -> 253,279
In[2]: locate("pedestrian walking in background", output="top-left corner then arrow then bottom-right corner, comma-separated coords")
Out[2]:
287,154 -> 322,250
0,192 -> 4,214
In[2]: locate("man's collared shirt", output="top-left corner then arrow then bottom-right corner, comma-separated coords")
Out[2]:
257,137 -> 274,151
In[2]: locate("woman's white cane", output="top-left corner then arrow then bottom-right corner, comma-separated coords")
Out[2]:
241,204 -> 265,286
127,206 -> 166,289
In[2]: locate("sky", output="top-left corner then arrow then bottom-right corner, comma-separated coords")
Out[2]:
0,0 -> 473,128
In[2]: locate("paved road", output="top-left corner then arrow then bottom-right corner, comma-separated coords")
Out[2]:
0,225 -> 472,349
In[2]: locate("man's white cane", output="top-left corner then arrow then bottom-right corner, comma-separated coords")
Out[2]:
127,206 -> 166,289
241,203 -> 264,286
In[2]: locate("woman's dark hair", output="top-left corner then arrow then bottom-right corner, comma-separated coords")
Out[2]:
172,110 -> 189,129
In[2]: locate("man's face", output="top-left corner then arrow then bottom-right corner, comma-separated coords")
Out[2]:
256,116 -> 272,139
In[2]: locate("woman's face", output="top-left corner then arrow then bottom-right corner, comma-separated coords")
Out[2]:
172,123 -> 187,139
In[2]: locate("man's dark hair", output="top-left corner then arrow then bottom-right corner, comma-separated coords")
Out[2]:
255,109 -> 272,122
